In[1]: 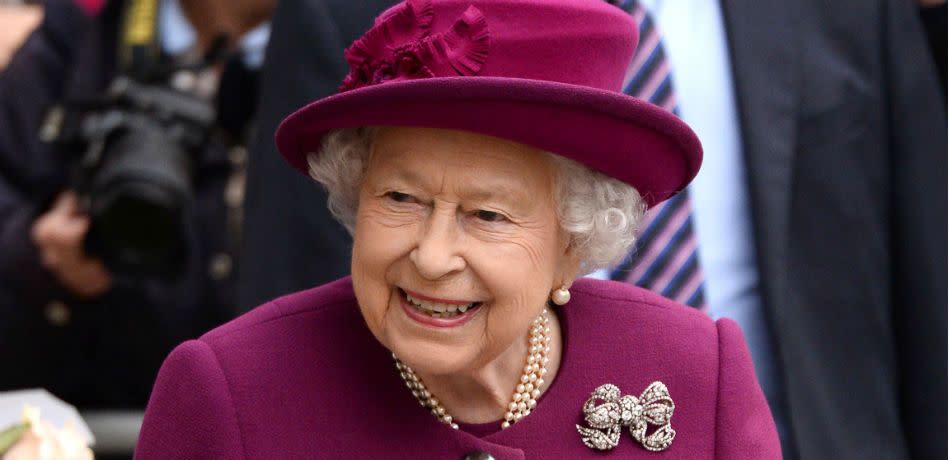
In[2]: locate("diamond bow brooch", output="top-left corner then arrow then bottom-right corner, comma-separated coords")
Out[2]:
576,382 -> 676,452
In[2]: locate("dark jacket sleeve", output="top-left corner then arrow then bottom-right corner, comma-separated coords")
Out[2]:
0,0 -> 227,407
0,0 -> 94,397
237,0 -> 395,311
0,0 -> 87,310
714,319 -> 782,459
885,0 -> 949,458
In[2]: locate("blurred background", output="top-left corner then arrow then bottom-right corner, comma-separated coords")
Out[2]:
0,1 -> 42,69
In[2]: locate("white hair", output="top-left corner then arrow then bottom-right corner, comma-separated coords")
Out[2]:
306,128 -> 646,275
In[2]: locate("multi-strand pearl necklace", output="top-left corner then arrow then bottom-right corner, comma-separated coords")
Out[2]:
394,310 -> 552,430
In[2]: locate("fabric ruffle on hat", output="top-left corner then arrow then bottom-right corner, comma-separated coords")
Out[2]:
340,1 -> 490,91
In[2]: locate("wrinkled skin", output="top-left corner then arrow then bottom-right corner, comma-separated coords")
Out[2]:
351,126 -> 577,422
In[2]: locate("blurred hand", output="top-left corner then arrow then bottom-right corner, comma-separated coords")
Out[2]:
31,191 -> 112,299
918,0 -> 946,6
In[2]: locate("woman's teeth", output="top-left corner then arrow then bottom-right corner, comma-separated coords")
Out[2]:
405,293 -> 475,318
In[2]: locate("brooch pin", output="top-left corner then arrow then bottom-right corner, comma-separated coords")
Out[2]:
576,382 -> 675,452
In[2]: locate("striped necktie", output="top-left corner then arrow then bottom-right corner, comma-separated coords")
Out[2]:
609,0 -> 706,309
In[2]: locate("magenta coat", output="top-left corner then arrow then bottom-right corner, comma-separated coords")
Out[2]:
135,277 -> 780,459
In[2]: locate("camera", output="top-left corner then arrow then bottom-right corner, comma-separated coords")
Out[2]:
43,75 -> 217,279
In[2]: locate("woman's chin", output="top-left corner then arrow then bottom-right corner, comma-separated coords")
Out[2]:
390,342 -> 478,377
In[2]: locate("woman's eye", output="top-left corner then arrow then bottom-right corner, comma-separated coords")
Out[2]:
385,191 -> 414,203
474,210 -> 506,222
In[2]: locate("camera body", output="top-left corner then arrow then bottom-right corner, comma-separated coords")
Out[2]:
46,75 -> 217,279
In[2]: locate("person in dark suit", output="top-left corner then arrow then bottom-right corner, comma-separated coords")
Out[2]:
715,1 -> 946,458
0,0 -> 272,411
239,0 -> 946,458
237,0 -> 393,311
613,0 -> 946,458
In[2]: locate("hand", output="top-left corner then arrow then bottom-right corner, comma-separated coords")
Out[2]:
31,191 -> 113,299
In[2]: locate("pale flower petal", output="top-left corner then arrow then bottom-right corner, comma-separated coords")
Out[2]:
2,405 -> 93,460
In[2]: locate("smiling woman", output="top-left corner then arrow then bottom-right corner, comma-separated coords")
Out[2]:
135,0 -> 781,458
351,128 -> 574,424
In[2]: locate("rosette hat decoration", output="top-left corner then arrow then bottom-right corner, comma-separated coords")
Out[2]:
339,1 -> 490,91
276,0 -> 703,207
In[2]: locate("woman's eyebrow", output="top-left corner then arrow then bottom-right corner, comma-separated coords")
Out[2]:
458,182 -> 536,212
463,184 -> 521,201
372,162 -> 431,188
373,154 -> 537,207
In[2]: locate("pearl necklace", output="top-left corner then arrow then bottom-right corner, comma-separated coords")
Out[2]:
394,310 -> 552,430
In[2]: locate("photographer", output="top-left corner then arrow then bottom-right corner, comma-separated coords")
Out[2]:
0,0 -> 273,411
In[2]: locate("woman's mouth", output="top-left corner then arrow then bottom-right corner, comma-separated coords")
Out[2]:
399,288 -> 483,327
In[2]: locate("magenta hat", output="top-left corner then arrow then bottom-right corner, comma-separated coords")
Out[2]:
275,0 -> 702,207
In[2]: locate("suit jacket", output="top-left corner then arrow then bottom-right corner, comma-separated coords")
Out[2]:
720,0 -> 947,459
237,0 -> 394,310
136,277 -> 779,459
0,0 -> 239,408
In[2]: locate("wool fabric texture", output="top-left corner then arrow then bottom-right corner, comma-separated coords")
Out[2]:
135,277 -> 780,459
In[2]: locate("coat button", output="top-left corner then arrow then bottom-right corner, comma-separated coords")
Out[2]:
461,452 -> 495,460
208,253 -> 233,280
44,301 -> 71,326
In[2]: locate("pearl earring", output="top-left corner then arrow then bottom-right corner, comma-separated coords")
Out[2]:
551,286 -> 571,306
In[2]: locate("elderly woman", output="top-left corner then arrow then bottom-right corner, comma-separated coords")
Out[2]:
135,0 -> 780,458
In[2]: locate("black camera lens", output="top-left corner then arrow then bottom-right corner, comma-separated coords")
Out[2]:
82,116 -> 193,279
54,75 -> 216,280
88,183 -> 185,278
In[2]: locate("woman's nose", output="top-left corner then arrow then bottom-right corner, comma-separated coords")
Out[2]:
409,211 -> 466,280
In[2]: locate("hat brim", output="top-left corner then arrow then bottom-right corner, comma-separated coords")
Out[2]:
275,76 -> 702,207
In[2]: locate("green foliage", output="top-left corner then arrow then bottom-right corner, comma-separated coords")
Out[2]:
0,422 -> 29,455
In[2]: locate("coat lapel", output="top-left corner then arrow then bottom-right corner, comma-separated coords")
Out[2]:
719,0 -> 800,318
719,0 -> 801,456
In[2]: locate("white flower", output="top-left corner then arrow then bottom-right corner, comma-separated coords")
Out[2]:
1,405 -> 93,460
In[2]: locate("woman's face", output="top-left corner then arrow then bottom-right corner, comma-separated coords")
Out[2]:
351,127 -> 576,376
